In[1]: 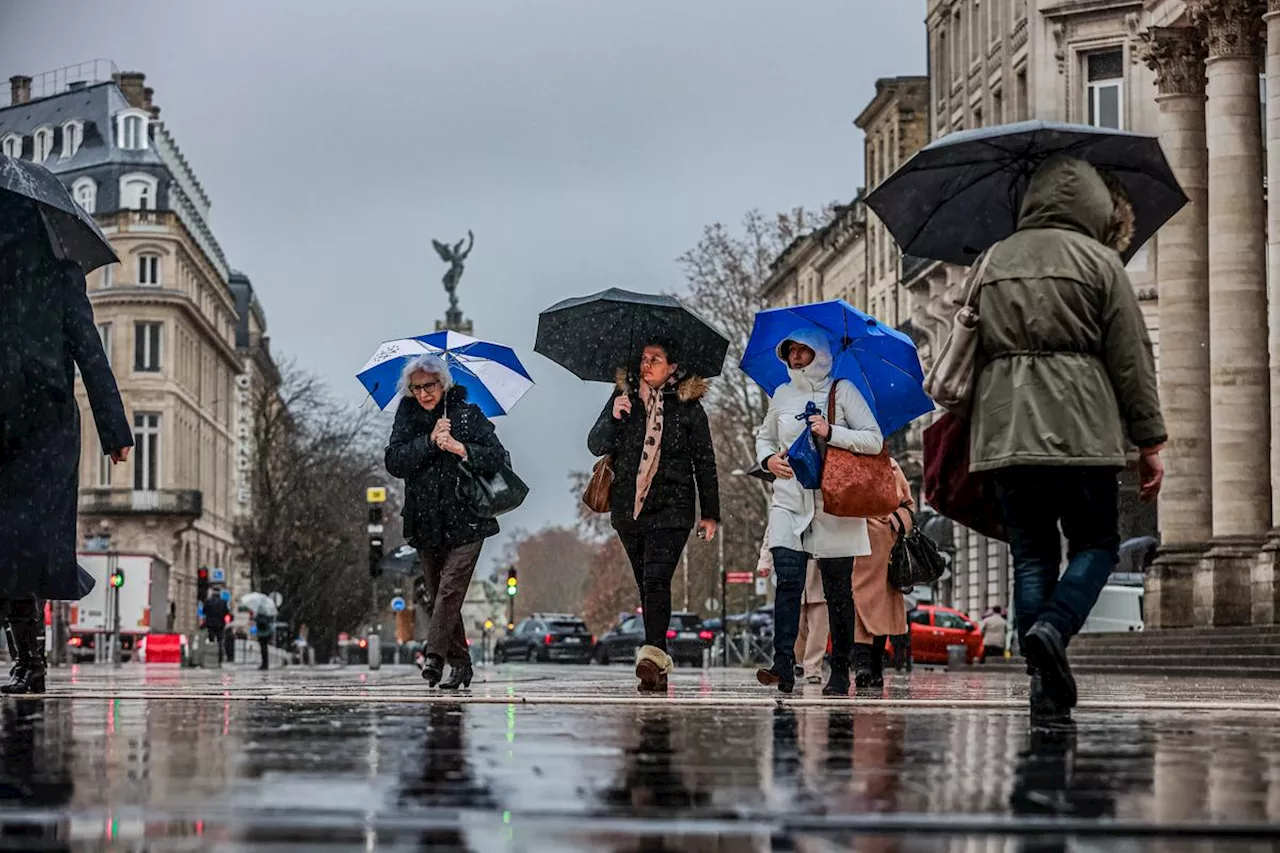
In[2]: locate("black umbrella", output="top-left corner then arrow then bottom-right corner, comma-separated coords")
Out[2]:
864,120 -> 1187,266
535,288 -> 730,382
0,155 -> 117,273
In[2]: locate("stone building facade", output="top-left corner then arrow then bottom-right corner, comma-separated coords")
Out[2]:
0,64 -> 272,635
760,200 -> 868,309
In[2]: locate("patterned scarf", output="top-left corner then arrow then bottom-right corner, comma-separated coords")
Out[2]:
633,381 -> 666,519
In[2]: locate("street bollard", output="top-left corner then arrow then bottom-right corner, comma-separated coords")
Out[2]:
946,644 -> 967,671
367,634 -> 381,670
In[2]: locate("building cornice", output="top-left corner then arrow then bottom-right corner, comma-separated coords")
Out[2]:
89,286 -> 242,366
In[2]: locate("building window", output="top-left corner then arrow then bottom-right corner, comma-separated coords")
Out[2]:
135,322 -> 162,373
0,134 -> 20,158
1015,68 -> 1029,121
1086,50 -> 1124,129
60,120 -> 83,159
97,322 -> 112,367
119,173 -> 158,210
938,29 -> 950,94
101,264 -> 114,290
137,253 -> 161,286
97,451 -> 112,488
989,0 -> 1002,40
133,413 -> 160,492
117,110 -> 149,150
33,127 -> 53,162
992,88 -> 1004,125
952,10 -> 964,82
71,177 -> 97,214
970,0 -> 982,62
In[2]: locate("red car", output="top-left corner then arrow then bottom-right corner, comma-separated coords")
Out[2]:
908,604 -> 984,665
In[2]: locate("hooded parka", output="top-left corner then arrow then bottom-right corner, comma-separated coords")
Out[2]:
971,156 -> 1166,471
755,327 -> 884,559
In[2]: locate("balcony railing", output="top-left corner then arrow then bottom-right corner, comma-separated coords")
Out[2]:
79,488 -> 203,517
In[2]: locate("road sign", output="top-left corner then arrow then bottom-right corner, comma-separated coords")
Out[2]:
391,596 -> 406,612
367,487 -> 387,504
211,567 -> 226,584
726,572 -> 754,584
704,598 -> 719,612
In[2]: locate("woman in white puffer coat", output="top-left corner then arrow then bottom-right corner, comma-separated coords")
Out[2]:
754,326 -> 883,696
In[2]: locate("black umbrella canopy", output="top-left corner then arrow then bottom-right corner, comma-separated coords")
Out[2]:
864,121 -> 1188,266
535,288 -> 730,382
0,155 -> 117,273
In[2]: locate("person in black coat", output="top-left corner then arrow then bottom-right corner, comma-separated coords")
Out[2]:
0,198 -> 132,695
386,354 -> 507,690
203,590 -> 230,663
588,340 -> 720,693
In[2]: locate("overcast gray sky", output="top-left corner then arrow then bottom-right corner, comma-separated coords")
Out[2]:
1,1 -> 925,556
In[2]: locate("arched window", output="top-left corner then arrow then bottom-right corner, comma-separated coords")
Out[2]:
32,127 -> 53,162
71,177 -> 97,214
137,252 -> 162,286
119,172 -> 158,210
116,109 -> 149,151
61,120 -> 83,159
0,134 -> 21,158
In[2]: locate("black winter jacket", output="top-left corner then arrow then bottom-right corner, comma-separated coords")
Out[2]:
385,386 -> 506,553
588,373 -> 720,533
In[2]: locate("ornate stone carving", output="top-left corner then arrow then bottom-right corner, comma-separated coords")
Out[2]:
1189,0 -> 1266,60
1051,21 -> 1067,73
1140,26 -> 1208,96
1270,0 -> 1280,15
1011,16 -> 1028,51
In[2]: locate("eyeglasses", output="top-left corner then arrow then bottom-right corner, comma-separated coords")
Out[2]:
408,380 -> 442,395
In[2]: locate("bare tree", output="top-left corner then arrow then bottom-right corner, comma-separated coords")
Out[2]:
238,361 -> 389,659
500,526 -> 595,620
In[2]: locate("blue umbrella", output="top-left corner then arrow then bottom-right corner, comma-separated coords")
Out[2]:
357,330 -> 534,417
741,301 -> 933,437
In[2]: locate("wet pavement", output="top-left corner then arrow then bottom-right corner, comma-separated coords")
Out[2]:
3,663 -> 1280,851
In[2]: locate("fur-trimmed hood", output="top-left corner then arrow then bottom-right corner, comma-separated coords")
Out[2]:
614,368 -> 708,403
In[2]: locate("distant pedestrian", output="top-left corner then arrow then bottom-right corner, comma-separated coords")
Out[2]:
203,590 -> 229,663
852,457 -> 913,689
386,354 -> 509,690
754,328 -> 883,696
587,339 -> 720,693
970,156 -> 1165,716
0,198 -> 132,695
254,610 -> 272,671
981,607 -> 1008,663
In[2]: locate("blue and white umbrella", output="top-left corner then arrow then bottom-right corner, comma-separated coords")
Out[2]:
357,330 -> 534,417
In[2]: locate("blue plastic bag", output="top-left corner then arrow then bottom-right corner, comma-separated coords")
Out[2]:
786,401 -> 824,489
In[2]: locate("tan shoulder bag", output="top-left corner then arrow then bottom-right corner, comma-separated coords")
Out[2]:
923,245 -> 997,417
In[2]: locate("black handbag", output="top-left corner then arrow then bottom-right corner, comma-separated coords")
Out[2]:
457,451 -> 530,519
886,508 -> 948,593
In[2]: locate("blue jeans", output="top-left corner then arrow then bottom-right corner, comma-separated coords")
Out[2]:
993,467 -> 1121,653
771,548 -> 855,668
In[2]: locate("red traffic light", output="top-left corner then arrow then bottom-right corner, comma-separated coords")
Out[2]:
197,567 -> 209,581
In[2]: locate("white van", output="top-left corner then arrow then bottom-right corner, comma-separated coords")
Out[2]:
1080,584 -> 1144,634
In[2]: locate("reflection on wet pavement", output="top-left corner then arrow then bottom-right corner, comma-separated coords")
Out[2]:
1,682 -> 1279,851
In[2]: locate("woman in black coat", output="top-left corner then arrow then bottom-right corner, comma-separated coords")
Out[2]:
385,354 -> 507,690
588,340 -> 720,692
0,198 -> 132,695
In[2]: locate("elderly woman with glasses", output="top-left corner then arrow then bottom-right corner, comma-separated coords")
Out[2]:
385,354 -> 507,690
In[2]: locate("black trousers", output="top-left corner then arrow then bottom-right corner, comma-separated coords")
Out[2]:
258,637 -> 269,669
206,627 -> 225,662
617,527 -> 689,651
771,549 -> 855,667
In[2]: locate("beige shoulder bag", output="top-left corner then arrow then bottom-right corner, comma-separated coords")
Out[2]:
922,246 -> 997,417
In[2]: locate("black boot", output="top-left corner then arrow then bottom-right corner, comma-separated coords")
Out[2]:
2,614 -> 45,696
869,636 -> 886,687
757,657 -> 796,695
421,654 -> 445,687
852,644 -> 873,688
1024,621 -> 1077,709
1029,670 -> 1070,719
439,660 -> 474,691
2,625 -> 22,693
823,654 -> 851,697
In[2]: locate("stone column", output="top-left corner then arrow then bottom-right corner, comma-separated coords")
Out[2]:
1191,0 -> 1271,625
1263,1 -> 1280,625
1141,27 -> 1212,629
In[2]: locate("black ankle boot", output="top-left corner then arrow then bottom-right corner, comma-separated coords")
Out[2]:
2,619 -> 45,695
757,658 -> 796,694
421,654 -> 445,687
852,644 -> 873,688
869,636 -> 886,687
439,660 -> 473,690
823,655 -> 851,697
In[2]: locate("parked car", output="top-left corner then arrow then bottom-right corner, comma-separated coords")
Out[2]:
908,604 -> 983,665
494,614 -> 594,664
594,611 -> 713,667
1080,584 -> 1144,633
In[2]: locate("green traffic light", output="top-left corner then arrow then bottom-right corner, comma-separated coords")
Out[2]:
506,586 -> 517,597
110,571 -> 124,588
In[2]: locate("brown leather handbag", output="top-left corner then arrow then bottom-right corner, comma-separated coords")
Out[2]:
819,380 -> 900,518
582,456 -> 614,513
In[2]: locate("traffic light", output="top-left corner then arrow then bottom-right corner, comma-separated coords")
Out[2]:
368,491 -> 385,579
506,566 -> 518,597
196,567 -> 209,601
109,568 -> 125,588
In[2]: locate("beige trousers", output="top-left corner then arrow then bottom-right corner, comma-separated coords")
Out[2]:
794,602 -> 829,679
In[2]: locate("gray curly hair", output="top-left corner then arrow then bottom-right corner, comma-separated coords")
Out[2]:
398,354 -> 453,397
